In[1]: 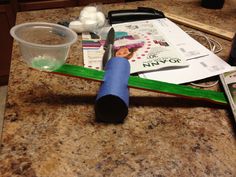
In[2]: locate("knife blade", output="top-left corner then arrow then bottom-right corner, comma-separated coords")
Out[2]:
102,27 -> 115,69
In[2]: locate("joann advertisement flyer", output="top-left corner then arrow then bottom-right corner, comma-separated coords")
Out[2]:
82,20 -> 188,74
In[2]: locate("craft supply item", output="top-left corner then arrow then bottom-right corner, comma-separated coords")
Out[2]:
228,33 -> 236,66
95,57 -> 130,123
69,20 -> 85,33
82,6 -> 97,13
165,12 -> 234,41
84,19 -> 97,32
79,12 -> 97,22
95,27 -> 130,123
53,64 -> 227,105
96,11 -> 106,27
102,27 -> 115,69
69,5 -> 106,33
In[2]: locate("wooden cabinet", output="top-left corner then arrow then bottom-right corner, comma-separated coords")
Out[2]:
0,1 -> 16,85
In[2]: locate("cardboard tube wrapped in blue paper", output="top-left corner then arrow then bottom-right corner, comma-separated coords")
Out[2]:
95,57 -> 130,123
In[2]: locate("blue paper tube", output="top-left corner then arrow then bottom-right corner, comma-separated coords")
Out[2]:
95,57 -> 130,123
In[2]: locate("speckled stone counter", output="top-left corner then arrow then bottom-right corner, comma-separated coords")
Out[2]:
1,0 -> 236,176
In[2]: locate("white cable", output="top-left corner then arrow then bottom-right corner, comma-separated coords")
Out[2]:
186,31 -> 212,50
185,30 -> 223,54
209,37 -> 223,53
186,30 -> 222,88
190,80 -> 219,88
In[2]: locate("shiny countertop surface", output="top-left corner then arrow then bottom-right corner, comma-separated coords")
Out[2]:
0,0 -> 236,176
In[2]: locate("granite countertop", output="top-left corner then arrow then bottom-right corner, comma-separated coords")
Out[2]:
1,0 -> 236,176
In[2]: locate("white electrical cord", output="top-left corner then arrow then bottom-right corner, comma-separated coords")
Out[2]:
186,30 -> 223,53
190,80 -> 219,88
186,30 -> 223,88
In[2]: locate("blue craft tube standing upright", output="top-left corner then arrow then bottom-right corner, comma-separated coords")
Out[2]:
95,57 -> 130,123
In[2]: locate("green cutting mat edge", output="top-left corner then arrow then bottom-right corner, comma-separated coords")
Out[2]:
53,64 -> 227,105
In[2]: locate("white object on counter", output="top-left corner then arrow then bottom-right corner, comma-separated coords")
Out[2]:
84,19 -> 98,31
69,5 -> 106,33
69,20 -> 85,33
96,11 -> 106,27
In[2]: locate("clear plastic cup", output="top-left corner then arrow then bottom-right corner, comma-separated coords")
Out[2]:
10,22 -> 77,71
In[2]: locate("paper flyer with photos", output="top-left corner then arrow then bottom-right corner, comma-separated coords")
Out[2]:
82,20 -> 188,74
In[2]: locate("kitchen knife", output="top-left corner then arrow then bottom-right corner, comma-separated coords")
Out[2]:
95,27 -> 131,123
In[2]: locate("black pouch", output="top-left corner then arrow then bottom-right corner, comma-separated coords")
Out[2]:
108,7 -> 165,25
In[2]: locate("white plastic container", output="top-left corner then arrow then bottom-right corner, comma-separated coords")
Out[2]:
10,22 -> 77,71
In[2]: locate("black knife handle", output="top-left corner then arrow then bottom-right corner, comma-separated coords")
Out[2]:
102,44 -> 114,69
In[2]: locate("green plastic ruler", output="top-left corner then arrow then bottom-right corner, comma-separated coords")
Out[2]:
53,64 -> 227,105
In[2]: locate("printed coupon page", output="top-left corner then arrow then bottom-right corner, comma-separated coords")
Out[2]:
140,18 -> 232,84
82,18 -> 232,84
82,19 -> 189,73
112,20 -> 188,73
